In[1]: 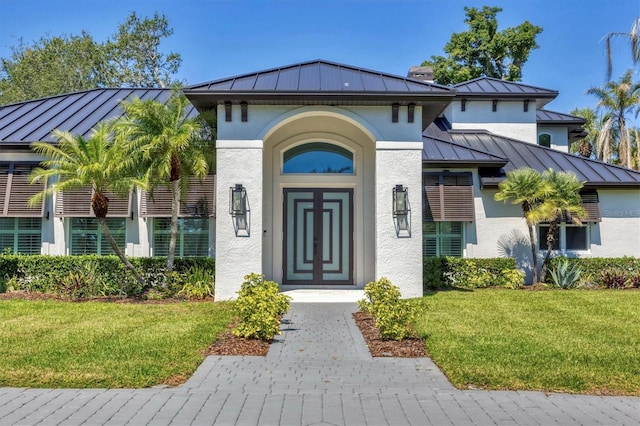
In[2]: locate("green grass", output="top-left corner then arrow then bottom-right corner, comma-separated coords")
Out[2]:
0,300 -> 235,388
413,289 -> 640,396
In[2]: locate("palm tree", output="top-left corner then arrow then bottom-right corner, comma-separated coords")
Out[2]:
533,169 -> 587,283
116,93 -> 209,272
494,168 -> 550,284
605,17 -> 640,80
29,123 -> 145,285
587,70 -> 640,169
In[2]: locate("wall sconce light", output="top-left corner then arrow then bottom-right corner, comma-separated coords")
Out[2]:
230,184 -> 246,216
393,184 -> 411,236
230,184 -> 249,236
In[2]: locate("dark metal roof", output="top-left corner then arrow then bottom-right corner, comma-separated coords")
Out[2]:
453,77 -> 558,108
446,130 -> 640,187
0,88 -> 197,145
536,109 -> 586,125
186,59 -> 453,95
183,59 -> 456,128
537,109 -> 587,144
422,119 -> 508,167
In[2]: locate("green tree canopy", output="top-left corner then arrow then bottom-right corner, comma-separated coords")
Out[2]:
0,33 -> 105,104
0,12 -> 181,104
422,6 -> 542,85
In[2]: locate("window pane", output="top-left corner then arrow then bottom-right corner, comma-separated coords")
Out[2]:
566,226 -> 588,250
71,218 -> 124,255
283,142 -> 353,174
153,218 -> 208,257
538,134 -> 551,147
0,217 -> 41,254
538,226 -> 560,250
423,222 -> 463,257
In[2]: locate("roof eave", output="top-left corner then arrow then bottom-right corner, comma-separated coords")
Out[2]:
422,159 -> 508,168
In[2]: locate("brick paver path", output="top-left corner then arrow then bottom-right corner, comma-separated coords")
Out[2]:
0,303 -> 638,425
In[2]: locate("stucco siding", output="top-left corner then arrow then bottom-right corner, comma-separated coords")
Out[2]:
375,143 -> 423,298
214,140 -> 264,300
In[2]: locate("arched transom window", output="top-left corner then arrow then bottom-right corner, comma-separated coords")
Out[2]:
283,142 -> 354,174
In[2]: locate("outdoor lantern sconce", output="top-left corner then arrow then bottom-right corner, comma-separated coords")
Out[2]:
393,184 -> 411,237
230,184 -> 249,236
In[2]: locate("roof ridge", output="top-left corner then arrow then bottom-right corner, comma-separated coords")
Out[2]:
454,76 -> 558,94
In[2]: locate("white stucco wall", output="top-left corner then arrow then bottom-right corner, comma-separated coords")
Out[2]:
538,126 -> 569,152
445,101 -> 537,143
375,142 -> 423,298
590,189 -> 640,257
214,140 -> 264,300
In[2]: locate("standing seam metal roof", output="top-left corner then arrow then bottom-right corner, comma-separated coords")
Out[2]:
0,88 -> 197,144
445,130 -> 640,186
184,59 -> 454,95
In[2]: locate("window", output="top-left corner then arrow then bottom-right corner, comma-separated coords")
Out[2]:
70,218 -> 125,255
538,133 -> 551,148
423,222 -> 463,257
538,225 -> 589,251
283,142 -> 353,174
153,218 -> 209,257
0,217 -> 41,254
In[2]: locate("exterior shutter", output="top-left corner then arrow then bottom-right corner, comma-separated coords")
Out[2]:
580,189 -> 601,223
55,186 -> 131,217
423,172 -> 475,222
1,163 -> 45,217
140,175 -> 216,218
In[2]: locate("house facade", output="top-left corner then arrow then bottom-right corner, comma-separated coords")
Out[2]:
1,60 -> 639,299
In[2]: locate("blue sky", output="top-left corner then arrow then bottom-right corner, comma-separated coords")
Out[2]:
0,0 -> 638,114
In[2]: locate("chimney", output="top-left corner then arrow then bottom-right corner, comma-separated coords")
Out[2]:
407,66 -> 434,83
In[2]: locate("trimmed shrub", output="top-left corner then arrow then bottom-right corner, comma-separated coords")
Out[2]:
0,254 -> 215,298
233,273 -> 291,340
441,257 -> 519,289
358,277 -> 417,341
423,257 -> 445,291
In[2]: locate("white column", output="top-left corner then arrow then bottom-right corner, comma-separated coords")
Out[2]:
375,141 -> 423,298
215,140 -> 264,300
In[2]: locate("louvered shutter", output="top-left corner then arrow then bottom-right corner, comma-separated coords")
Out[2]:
1,163 -> 45,217
423,172 -> 475,222
55,186 -> 131,217
140,175 -> 216,218
580,190 -> 601,223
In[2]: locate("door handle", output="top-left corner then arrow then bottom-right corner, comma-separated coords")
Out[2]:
313,237 -> 318,255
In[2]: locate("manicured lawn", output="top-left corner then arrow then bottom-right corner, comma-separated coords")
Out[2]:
414,289 -> 640,396
0,300 -> 235,388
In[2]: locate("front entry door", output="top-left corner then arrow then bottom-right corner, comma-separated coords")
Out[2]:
283,188 -> 353,285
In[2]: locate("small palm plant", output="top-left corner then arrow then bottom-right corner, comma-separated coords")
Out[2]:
29,123 -> 145,286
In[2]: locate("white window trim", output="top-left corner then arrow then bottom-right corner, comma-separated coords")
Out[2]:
538,223 -> 591,255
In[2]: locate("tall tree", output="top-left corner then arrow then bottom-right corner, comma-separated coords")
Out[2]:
422,6 -> 542,85
103,12 -> 182,88
587,70 -> 640,169
494,168 -> 549,284
0,12 -> 180,104
28,124 -> 145,286
533,169 -> 587,283
116,94 -> 209,272
0,33 -> 105,104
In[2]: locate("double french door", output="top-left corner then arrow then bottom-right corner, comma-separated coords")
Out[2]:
283,188 -> 353,285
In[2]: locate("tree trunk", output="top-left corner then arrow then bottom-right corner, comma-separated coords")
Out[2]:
522,202 -> 539,284
96,216 -> 146,288
166,178 -> 181,273
540,219 -> 559,283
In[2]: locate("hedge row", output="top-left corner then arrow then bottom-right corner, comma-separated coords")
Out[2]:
0,255 -> 215,298
423,257 -> 523,290
546,256 -> 640,288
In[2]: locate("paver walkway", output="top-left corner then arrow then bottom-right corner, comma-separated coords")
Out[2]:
0,302 -> 638,425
